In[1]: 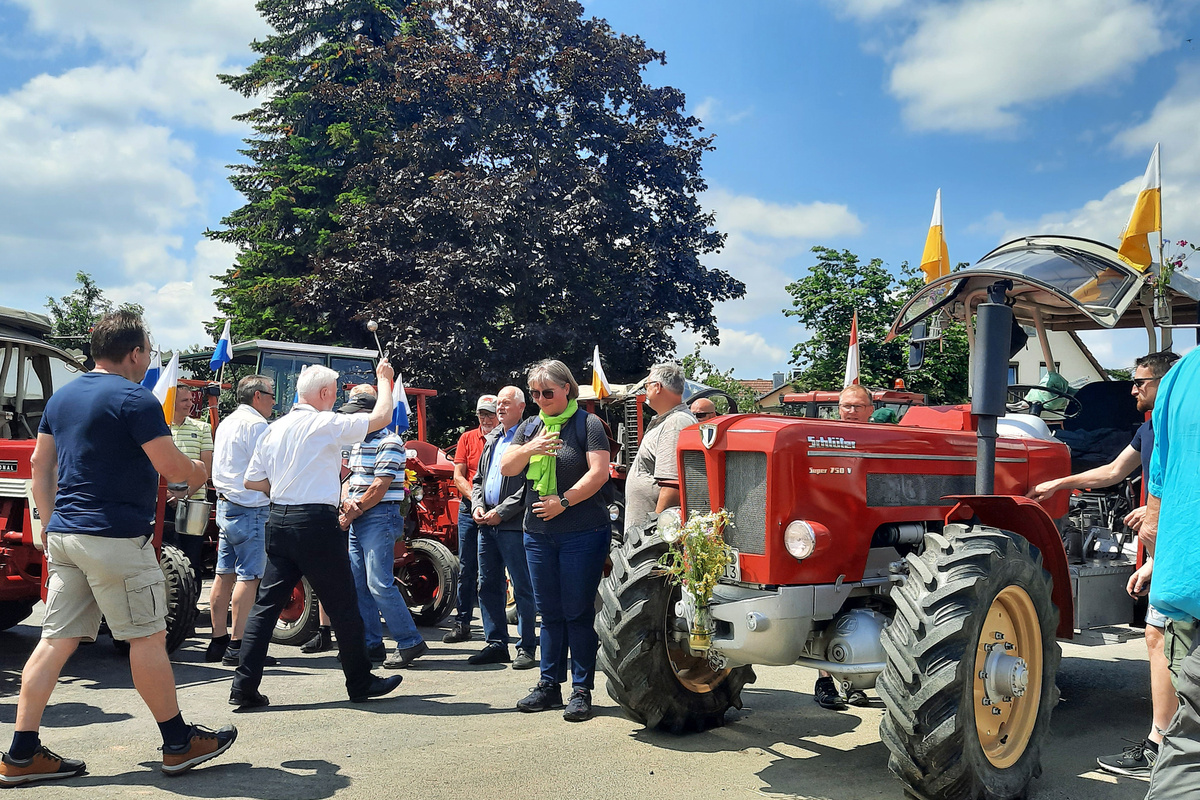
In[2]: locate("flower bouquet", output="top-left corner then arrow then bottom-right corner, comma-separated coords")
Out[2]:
658,509 -> 732,651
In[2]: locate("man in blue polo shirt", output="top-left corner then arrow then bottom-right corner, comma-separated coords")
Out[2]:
0,311 -> 237,786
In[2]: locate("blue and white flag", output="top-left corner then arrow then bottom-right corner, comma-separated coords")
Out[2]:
141,349 -> 162,391
390,371 -> 411,432
209,319 -> 233,371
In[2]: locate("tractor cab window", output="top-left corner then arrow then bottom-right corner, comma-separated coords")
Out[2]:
330,356 -> 376,408
258,351 -> 321,416
979,246 -> 1135,308
0,342 -> 84,440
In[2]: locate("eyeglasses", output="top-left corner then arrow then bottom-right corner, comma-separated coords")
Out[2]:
839,404 -> 873,411
529,388 -> 557,400
695,411 -> 716,420
478,410 -> 497,418
1132,377 -> 1159,389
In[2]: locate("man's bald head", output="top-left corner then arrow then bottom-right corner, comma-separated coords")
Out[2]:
690,397 -> 717,421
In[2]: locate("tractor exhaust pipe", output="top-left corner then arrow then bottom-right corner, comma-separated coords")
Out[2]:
971,280 -> 1014,495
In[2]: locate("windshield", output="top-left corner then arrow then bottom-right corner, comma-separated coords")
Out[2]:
978,246 -> 1134,307
1,342 -> 85,439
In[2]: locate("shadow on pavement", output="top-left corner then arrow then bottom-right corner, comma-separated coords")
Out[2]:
71,758 -> 348,799
0,700 -> 132,728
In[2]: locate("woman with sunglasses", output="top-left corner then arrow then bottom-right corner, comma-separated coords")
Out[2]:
501,359 -> 611,721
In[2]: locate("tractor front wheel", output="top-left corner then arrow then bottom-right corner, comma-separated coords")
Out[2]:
0,599 -> 36,632
877,524 -> 1060,800
597,515 -> 755,733
160,543 -> 199,654
396,538 -> 458,626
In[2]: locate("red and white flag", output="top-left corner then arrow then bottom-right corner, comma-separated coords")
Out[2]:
843,310 -> 860,388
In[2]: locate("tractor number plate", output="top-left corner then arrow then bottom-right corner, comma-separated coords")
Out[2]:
723,546 -> 741,582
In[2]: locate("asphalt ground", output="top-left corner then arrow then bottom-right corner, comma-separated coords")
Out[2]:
0,586 -> 1155,800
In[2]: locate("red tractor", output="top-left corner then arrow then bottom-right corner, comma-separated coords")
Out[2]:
179,340 -> 460,647
0,306 -> 198,652
599,236 -> 1192,800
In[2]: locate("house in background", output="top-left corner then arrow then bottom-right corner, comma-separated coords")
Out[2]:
1009,329 -> 1106,387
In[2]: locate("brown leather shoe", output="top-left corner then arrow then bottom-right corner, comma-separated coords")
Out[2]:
0,747 -> 86,786
161,724 -> 238,775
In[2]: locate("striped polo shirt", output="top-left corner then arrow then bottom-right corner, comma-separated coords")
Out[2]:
170,416 -> 213,500
346,428 -> 407,503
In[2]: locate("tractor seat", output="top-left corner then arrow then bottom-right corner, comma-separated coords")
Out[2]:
997,413 -> 1056,441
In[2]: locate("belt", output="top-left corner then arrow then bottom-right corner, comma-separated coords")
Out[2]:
269,503 -> 337,512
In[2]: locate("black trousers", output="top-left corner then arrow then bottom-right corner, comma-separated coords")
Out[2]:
233,504 -> 373,699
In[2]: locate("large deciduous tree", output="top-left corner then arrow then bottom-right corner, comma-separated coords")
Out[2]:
783,247 -> 969,404
212,0 -> 742,422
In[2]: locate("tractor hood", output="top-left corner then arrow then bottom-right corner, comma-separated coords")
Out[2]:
888,236 -> 1199,339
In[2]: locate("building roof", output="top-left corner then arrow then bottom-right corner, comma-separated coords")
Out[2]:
737,379 -> 775,396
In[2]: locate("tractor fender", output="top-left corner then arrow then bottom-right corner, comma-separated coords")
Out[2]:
944,495 -> 1074,639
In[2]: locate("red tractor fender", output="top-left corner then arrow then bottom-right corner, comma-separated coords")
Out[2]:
945,495 -> 1074,640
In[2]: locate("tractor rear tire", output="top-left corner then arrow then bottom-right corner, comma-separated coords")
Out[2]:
0,599 -> 36,632
272,577 -> 319,647
877,524 -> 1060,800
161,543 -> 200,654
397,538 -> 458,627
598,515 -> 755,733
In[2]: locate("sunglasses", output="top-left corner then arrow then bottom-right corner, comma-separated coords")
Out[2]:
529,388 -> 557,400
695,411 -> 716,420
1132,377 -> 1159,388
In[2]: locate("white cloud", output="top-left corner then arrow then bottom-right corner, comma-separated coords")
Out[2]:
675,326 -> 790,378
834,0 -> 910,22
706,188 -> 864,240
691,96 -> 753,126
888,0 -> 1169,133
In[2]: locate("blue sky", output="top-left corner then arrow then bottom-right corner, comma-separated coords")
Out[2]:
1,0 -> 1197,380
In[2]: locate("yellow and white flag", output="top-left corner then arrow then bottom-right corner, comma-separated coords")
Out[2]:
919,188 -> 949,284
1117,143 -> 1161,272
591,345 -> 611,399
152,352 -> 181,424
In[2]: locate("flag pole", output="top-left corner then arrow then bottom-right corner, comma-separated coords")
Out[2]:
1158,143 -> 1165,276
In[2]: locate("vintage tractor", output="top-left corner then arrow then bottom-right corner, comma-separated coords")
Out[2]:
598,235 -> 1194,800
0,306 -> 199,653
180,339 -> 460,646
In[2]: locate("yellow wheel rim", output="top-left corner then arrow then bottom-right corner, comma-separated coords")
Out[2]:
972,585 -> 1043,769
664,589 -> 729,694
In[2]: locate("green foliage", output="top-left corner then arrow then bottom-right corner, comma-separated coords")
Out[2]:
45,272 -> 145,346
783,247 -> 970,404
680,347 -> 759,412
658,509 -> 732,607
211,0 -> 742,439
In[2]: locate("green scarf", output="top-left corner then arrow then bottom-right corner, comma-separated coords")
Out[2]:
527,398 -> 579,497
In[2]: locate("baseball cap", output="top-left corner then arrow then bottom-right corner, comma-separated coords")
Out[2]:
476,395 -> 498,414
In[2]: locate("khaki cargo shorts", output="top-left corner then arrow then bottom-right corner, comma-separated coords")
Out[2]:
1165,617 -> 1198,690
42,532 -> 167,642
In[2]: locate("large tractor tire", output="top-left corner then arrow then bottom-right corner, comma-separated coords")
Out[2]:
160,543 -> 200,654
0,599 -> 37,632
396,538 -> 458,626
272,576 -> 319,646
598,515 -> 755,733
877,525 -> 1060,800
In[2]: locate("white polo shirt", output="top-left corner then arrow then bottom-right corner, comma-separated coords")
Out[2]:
245,403 -> 371,507
212,404 -> 271,508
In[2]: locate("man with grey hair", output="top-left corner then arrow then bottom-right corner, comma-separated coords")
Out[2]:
231,361 -> 403,709
624,363 -> 696,538
207,374 -> 276,665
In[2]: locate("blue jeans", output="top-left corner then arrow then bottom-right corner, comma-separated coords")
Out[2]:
524,525 -> 610,690
478,525 -> 537,653
215,500 -> 268,580
454,510 -> 479,625
349,504 -> 422,650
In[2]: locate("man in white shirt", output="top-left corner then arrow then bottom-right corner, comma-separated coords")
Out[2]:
624,363 -> 695,539
230,360 -> 402,709
206,375 -> 275,665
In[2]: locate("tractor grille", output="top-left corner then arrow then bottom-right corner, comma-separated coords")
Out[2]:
724,452 -> 767,555
682,450 -> 710,518
623,397 -> 641,462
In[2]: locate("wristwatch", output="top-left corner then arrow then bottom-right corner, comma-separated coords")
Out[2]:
559,495 -> 571,510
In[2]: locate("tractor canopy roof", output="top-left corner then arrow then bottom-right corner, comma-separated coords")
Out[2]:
888,235 -> 1200,339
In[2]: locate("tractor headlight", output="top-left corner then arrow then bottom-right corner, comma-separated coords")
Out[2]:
609,503 -> 622,522
784,520 -> 817,561
658,508 -> 684,544
411,485 -> 424,502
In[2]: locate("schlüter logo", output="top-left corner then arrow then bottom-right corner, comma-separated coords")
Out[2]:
0,460 -> 17,473
807,436 -> 856,450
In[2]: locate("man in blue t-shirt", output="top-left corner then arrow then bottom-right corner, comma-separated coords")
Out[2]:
0,312 -> 237,787
1028,350 -> 1178,778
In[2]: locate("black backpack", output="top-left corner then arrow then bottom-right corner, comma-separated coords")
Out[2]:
519,410 -> 616,505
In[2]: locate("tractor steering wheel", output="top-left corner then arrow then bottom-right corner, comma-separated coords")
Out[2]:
1005,384 -> 1083,420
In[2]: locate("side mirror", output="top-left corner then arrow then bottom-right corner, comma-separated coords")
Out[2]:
908,322 -> 927,370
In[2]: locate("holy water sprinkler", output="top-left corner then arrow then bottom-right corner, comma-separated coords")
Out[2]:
366,319 -> 386,359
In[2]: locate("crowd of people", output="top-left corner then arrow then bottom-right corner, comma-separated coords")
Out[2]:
6,308 -> 1200,798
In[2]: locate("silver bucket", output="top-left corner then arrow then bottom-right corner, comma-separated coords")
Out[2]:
175,499 -> 213,536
